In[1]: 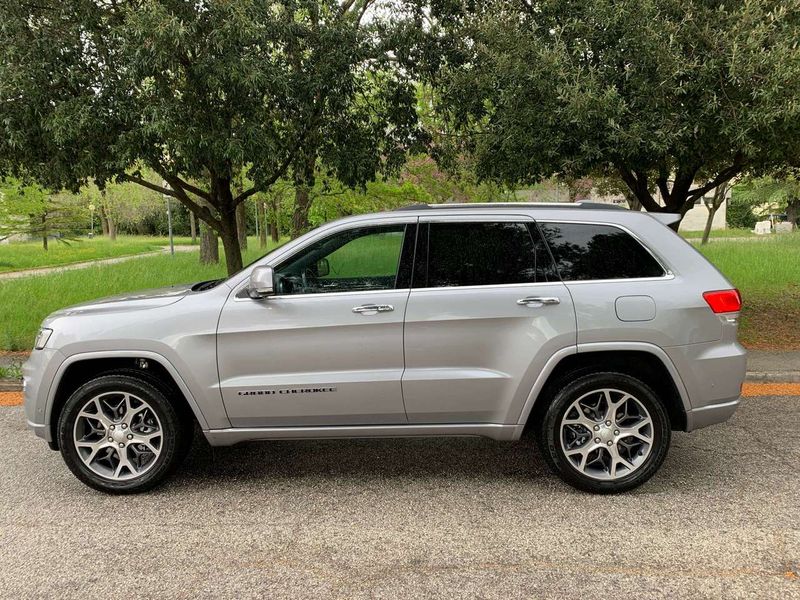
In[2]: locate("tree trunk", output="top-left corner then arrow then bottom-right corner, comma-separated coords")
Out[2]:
99,205 -> 110,236
700,182 -> 729,245
292,154 -> 316,237
787,196 -> 799,229
235,201 -> 248,251
258,201 -> 267,249
199,223 -> 219,265
107,213 -> 116,241
210,177 -> 244,275
701,204 -> 716,245
220,221 -> 243,275
189,211 -> 197,244
269,196 -> 280,243
623,190 -> 642,211
292,184 -> 312,237
41,213 -> 47,251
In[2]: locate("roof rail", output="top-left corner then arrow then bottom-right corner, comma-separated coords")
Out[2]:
393,201 -> 627,211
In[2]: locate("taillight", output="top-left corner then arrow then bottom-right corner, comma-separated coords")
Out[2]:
703,289 -> 742,313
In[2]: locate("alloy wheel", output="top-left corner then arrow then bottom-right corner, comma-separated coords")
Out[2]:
559,388 -> 654,480
72,391 -> 163,481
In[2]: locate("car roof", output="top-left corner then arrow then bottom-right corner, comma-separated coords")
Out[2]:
392,201 -> 626,212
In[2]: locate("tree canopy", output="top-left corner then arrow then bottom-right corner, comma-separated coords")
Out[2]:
0,0 -> 424,273
428,0 -> 800,220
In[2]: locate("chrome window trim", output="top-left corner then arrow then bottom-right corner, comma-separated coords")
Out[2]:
536,219 -> 675,282
418,212 -> 534,223
408,281 -> 564,294
234,287 -> 413,302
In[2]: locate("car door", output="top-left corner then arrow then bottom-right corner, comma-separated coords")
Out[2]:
217,218 -> 417,427
402,215 -> 577,424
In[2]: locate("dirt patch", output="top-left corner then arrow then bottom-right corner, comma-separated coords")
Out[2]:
739,292 -> 800,351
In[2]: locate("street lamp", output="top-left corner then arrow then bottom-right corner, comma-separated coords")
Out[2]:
88,203 -> 95,238
162,181 -> 175,257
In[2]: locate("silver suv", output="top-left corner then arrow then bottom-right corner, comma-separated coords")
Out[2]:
23,203 -> 746,494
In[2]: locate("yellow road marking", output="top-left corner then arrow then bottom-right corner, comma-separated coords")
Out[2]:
0,392 -> 22,406
741,383 -> 800,397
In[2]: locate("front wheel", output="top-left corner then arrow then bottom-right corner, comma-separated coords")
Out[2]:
538,372 -> 671,493
57,374 -> 191,494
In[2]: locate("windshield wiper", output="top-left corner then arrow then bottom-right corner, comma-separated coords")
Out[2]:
191,279 -> 224,292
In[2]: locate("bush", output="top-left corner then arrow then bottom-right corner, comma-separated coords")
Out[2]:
727,196 -> 757,230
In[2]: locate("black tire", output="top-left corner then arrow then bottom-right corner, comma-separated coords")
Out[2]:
57,374 -> 192,494
537,371 -> 671,494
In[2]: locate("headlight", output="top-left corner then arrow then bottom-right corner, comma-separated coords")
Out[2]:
34,328 -> 53,350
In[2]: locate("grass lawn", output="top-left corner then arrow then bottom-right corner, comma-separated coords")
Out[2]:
695,233 -> 800,349
1,231 -> 798,352
680,228 -> 755,239
0,235 -> 196,273
0,238 -> 281,351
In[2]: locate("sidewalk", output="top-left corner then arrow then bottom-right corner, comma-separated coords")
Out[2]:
2,349 -> 799,392
744,350 -> 800,383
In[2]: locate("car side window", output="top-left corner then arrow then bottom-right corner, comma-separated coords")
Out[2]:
275,225 -> 407,295
537,222 -> 666,281
419,221 -> 554,288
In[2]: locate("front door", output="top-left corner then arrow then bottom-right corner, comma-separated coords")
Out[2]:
402,216 -> 577,424
217,220 -> 416,427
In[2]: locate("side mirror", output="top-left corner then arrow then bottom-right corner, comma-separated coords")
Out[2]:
316,257 -> 330,277
249,266 -> 275,299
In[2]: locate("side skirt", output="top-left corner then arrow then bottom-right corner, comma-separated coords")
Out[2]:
203,423 -> 518,446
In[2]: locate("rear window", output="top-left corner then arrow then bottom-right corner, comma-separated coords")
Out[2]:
537,222 -> 665,281
421,221 -> 553,287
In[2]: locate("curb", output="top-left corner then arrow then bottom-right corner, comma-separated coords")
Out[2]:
0,380 -> 21,392
745,371 -> 800,383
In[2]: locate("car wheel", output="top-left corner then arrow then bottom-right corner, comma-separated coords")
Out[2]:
57,374 -> 191,494
538,372 -> 671,493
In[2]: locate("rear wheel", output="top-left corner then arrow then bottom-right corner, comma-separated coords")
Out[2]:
538,372 -> 670,493
57,374 -> 191,494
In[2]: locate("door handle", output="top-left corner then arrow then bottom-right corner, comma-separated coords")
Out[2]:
352,304 -> 394,314
517,296 -> 560,306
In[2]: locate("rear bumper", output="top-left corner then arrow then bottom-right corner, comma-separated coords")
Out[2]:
685,398 -> 740,431
664,340 -> 746,431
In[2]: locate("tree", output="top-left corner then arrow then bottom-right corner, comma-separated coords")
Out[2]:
737,168 -> 800,229
0,0 -> 423,274
0,180 -> 84,248
701,181 -> 732,245
427,0 -> 800,225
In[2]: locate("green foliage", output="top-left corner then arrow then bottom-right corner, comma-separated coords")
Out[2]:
0,179 -> 86,242
429,0 -> 800,216
727,193 -> 759,230
735,170 -> 800,224
0,0 -> 425,273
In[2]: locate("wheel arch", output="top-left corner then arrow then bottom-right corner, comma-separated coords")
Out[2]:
46,351 -> 210,449
516,343 -> 690,437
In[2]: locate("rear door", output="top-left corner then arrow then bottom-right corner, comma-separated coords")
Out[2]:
402,215 -> 577,424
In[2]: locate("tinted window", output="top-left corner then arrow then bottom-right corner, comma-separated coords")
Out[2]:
422,222 -> 553,288
275,225 -> 406,294
538,223 -> 665,280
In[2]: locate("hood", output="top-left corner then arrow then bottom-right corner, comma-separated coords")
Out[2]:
48,284 -> 194,318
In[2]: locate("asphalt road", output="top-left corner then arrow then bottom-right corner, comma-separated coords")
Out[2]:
1,397 -> 798,599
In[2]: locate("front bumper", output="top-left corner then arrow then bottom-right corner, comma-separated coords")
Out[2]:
23,348 -> 65,443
